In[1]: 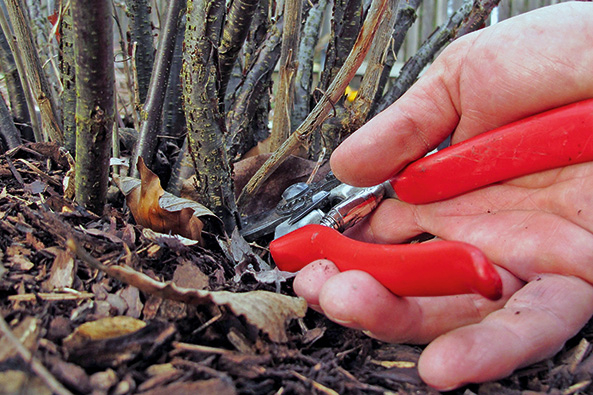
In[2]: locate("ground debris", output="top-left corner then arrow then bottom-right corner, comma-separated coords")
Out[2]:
2,144 -> 593,394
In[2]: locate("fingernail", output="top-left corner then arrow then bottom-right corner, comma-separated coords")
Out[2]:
325,312 -> 362,329
308,303 -> 322,312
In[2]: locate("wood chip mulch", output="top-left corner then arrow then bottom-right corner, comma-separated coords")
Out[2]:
1,142 -> 593,395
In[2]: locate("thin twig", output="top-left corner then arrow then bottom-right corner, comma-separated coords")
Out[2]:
130,42 -> 141,133
237,0 -> 390,207
376,0 -> 501,114
306,147 -> 326,184
5,156 -> 24,186
292,0 -> 328,128
268,0 -> 303,151
368,0 -> 422,116
8,292 -> 94,302
112,2 -> 139,128
455,0 -> 501,37
349,0 -> 400,129
0,314 -> 74,395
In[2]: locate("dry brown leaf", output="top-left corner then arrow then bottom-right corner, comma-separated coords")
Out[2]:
116,158 -> 216,245
63,316 -> 147,349
230,154 -> 330,217
68,239 -> 307,343
42,247 -> 75,291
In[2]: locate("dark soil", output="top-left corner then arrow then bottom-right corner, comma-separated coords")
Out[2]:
1,143 -> 592,395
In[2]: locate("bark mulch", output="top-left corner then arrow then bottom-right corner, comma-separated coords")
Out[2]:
1,142 -> 592,395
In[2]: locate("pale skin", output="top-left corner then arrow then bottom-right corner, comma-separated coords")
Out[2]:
293,2 -> 593,390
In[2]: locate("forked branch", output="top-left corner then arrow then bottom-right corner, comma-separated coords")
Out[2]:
237,0 -> 391,207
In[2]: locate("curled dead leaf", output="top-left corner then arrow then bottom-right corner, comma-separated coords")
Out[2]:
115,158 -> 217,245
68,238 -> 307,343
208,290 -> 306,342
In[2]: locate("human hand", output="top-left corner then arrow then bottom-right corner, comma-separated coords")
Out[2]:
293,2 -> 593,390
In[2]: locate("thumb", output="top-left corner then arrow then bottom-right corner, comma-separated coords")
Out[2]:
331,2 -> 593,187
330,44 -> 462,186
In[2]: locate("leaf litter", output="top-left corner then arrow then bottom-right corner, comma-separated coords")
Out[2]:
1,143 -> 593,394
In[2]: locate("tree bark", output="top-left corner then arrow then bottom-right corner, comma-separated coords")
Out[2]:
60,5 -> 77,154
226,21 -> 282,160
238,0 -> 390,207
0,94 -> 21,150
161,17 -> 186,143
125,0 -> 154,104
308,0 -> 402,158
72,0 -> 115,215
4,0 -> 63,144
218,0 -> 259,105
315,0 -> 363,95
268,0 -> 303,151
0,3 -> 41,143
0,27 -> 32,141
349,0 -> 400,129
368,0 -> 422,116
183,0 -> 237,229
309,0 -> 362,156
376,0 -> 500,114
292,0 -> 328,129
131,0 -> 186,177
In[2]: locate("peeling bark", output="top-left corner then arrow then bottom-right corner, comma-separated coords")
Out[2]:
368,0 -> 422,116
349,0 -> 400,130
239,0 -> 271,72
309,0 -> 362,156
224,0 -> 271,112
72,0 -> 115,215
315,0 -> 363,95
183,0 -> 237,229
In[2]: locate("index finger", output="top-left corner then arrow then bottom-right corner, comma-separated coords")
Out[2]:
331,3 -> 593,186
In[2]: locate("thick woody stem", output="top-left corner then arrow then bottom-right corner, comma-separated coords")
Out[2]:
376,0 -> 500,114
131,0 -> 186,177
4,0 -> 63,144
237,0 -> 390,208
268,0 -> 303,151
218,0 -> 259,104
183,0 -> 237,229
292,0 -> 328,128
72,0 -> 115,215
349,0 -> 400,131
124,0 -> 154,103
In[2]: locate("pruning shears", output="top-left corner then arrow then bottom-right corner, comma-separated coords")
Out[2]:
243,99 -> 593,301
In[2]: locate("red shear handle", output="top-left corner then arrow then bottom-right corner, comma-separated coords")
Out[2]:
271,225 -> 503,300
391,99 -> 593,204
